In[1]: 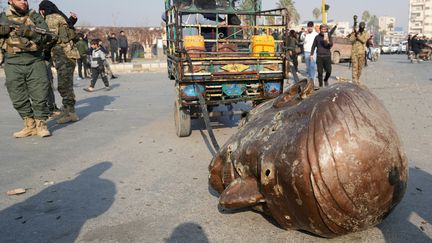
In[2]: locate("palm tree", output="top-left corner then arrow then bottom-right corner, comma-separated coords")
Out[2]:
379,30 -> 387,45
312,8 -> 321,20
277,0 -> 300,26
367,15 -> 379,33
362,11 -> 371,23
388,23 -> 394,32
237,0 -> 255,11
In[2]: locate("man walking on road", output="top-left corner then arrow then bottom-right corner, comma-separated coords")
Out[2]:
311,24 -> 333,88
349,21 -> 369,83
303,21 -> 318,82
39,0 -> 80,124
118,30 -> 128,63
0,0 -> 51,137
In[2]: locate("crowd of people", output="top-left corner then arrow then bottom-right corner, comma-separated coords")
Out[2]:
407,34 -> 432,61
279,20 -> 369,89
0,0 -> 130,138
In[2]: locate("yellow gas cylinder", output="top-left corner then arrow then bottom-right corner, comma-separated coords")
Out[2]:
252,35 -> 275,57
184,35 -> 205,50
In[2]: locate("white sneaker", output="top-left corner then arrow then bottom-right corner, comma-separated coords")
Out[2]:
76,77 -> 82,81
83,87 -> 94,92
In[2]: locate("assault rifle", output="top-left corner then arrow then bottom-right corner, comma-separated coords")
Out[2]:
353,15 -> 358,35
0,19 -> 57,38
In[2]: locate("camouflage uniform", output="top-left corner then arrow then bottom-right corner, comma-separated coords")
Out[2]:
0,5 -> 51,137
349,31 -> 370,83
44,13 -> 80,123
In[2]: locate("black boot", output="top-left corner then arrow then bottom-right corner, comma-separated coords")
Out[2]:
318,78 -> 323,87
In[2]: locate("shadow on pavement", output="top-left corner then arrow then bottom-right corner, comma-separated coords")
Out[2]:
195,103 -> 251,156
75,94 -> 118,120
165,222 -> 209,243
49,94 -> 118,132
378,167 -> 432,242
0,162 -> 116,243
199,130 -> 217,157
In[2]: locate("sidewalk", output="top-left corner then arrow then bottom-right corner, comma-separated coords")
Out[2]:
0,58 -> 168,78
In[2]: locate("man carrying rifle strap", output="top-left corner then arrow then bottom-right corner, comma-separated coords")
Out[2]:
0,0 -> 53,138
349,20 -> 369,84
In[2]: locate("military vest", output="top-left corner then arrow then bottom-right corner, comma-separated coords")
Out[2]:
46,14 -> 79,60
352,32 -> 370,55
3,9 -> 40,54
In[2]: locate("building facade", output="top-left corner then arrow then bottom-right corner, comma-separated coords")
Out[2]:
409,0 -> 432,37
379,16 -> 396,33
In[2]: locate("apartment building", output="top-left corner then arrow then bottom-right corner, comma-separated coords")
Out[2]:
379,16 -> 396,33
409,0 -> 432,37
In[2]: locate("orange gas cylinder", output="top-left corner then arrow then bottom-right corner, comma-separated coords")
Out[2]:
184,35 -> 205,58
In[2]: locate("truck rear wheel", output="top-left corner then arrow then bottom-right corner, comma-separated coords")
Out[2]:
174,101 -> 191,137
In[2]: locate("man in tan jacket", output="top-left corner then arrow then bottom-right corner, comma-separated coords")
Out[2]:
349,22 -> 370,83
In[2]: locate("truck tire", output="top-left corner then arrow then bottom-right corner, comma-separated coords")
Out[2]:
332,51 -> 340,64
174,101 -> 191,137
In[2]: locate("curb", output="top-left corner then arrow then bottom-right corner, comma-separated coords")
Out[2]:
0,61 -> 168,78
110,62 -> 167,73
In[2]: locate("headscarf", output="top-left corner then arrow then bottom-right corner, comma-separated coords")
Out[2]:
39,0 -> 74,28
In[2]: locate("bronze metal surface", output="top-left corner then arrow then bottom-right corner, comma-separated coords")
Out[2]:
209,80 -> 408,238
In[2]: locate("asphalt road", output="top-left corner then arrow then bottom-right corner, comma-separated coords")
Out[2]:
0,55 -> 431,243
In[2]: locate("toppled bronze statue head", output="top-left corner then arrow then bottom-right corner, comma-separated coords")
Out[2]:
209,80 -> 408,238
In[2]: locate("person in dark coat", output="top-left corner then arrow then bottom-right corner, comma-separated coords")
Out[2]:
107,32 -> 119,63
118,30 -> 128,62
287,30 -> 300,72
311,25 -> 333,88
411,34 -> 421,59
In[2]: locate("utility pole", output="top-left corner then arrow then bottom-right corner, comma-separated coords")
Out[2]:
322,0 -> 327,24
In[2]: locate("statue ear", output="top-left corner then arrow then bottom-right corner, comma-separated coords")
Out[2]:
219,177 -> 265,209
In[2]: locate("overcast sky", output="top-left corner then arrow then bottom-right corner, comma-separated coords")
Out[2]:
15,0 -> 409,30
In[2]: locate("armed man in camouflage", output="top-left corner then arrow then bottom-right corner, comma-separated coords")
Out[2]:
39,0 -> 80,124
349,22 -> 369,83
0,0 -> 51,138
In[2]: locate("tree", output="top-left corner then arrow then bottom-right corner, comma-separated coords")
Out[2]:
312,8 -> 321,20
236,0 -> 255,11
362,10 -> 371,23
379,30 -> 387,45
277,0 -> 300,26
367,15 -> 379,34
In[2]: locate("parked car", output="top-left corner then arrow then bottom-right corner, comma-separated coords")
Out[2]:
381,45 -> 391,54
399,41 -> 408,53
331,37 -> 352,64
390,43 -> 399,54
